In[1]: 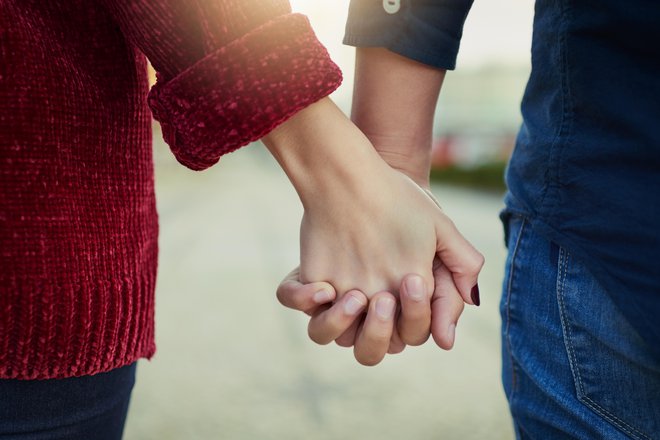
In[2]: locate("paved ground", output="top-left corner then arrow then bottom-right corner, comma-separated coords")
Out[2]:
123,138 -> 514,440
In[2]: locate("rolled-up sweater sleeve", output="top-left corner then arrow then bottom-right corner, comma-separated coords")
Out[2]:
100,0 -> 343,170
344,0 -> 474,70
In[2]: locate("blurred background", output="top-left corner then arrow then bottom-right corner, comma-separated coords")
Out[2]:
124,1 -> 534,439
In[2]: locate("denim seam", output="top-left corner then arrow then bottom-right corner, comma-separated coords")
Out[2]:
537,0 -> 575,221
517,423 -> 535,440
556,249 -> 651,440
505,218 -> 527,397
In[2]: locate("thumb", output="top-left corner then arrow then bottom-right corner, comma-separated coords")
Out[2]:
434,215 -> 485,306
276,267 -> 337,314
402,175 -> 484,306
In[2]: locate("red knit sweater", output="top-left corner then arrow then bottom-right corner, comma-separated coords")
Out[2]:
0,0 -> 342,380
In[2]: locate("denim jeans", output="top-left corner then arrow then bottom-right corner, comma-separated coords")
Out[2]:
501,216 -> 660,439
0,363 -> 136,440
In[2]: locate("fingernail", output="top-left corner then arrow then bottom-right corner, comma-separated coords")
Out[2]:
313,289 -> 333,304
405,276 -> 425,302
448,323 -> 456,343
471,284 -> 481,306
344,295 -> 365,315
375,297 -> 395,320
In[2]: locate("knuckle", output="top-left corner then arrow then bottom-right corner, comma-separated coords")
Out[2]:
275,286 -> 291,307
355,351 -> 383,367
401,332 -> 430,347
308,331 -> 331,346
335,326 -> 357,347
433,336 -> 453,351
476,252 -> 486,268
441,216 -> 460,235
466,253 -> 485,274
388,343 -> 406,355
307,324 -> 333,346
399,320 -> 431,344
335,337 -> 354,348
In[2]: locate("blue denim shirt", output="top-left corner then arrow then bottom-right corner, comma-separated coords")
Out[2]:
345,0 -> 660,351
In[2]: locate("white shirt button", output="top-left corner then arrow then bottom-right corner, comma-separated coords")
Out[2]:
382,0 -> 401,14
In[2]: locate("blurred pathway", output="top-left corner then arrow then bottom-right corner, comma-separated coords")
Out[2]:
123,140 -> 514,440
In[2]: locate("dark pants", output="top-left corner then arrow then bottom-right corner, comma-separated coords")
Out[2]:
0,363 -> 136,440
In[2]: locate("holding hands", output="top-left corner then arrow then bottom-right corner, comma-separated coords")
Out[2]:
263,48 -> 484,365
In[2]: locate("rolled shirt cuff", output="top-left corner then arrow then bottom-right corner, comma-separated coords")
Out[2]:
343,0 -> 474,71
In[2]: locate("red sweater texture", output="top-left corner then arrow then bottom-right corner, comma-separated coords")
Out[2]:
0,0 -> 342,380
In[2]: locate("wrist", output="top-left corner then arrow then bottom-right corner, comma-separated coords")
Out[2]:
263,97 -> 386,208
351,47 -> 445,189
365,133 -> 432,189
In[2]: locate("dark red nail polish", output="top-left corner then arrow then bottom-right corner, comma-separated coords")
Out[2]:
471,284 -> 481,306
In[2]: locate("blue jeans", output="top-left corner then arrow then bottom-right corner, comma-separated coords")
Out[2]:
0,363 -> 136,439
501,216 -> 660,439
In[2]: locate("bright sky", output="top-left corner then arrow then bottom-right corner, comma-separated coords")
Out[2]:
289,0 -> 535,111
289,0 -> 535,67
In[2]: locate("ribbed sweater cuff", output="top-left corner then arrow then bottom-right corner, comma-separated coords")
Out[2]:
148,13 -> 343,171
0,274 -> 156,380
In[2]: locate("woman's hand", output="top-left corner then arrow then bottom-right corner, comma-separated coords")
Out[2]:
298,157 -> 481,303
264,97 -> 482,303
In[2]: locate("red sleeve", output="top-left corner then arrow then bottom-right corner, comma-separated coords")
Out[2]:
100,0 -> 343,170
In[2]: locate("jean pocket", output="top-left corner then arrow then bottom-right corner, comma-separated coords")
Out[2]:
556,248 -> 660,440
